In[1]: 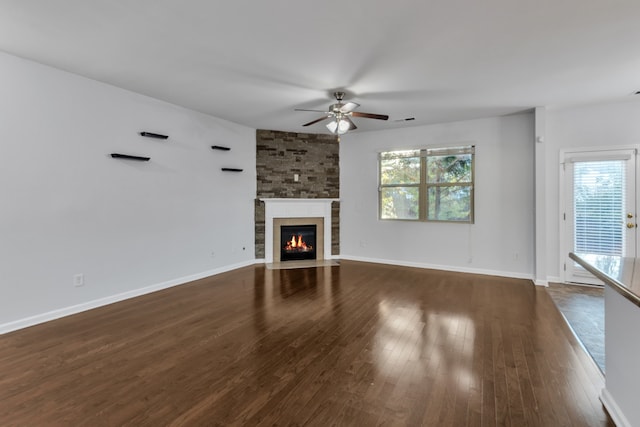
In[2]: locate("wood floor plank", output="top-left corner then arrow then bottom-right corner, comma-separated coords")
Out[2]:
0,261 -> 614,426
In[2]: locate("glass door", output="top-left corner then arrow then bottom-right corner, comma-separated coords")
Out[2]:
564,150 -> 636,285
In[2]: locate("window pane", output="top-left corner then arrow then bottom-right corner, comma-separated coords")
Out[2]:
574,160 -> 625,256
427,154 -> 472,184
381,156 -> 420,185
427,186 -> 471,221
381,187 -> 419,219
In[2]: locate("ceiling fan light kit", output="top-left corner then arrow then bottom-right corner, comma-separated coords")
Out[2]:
297,91 -> 389,135
326,117 -> 352,135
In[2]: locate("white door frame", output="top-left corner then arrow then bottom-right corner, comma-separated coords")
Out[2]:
559,145 -> 639,284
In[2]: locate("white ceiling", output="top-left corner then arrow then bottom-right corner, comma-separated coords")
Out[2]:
1,0 -> 639,134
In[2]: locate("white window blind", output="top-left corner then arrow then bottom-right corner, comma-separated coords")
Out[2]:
573,160 -> 625,256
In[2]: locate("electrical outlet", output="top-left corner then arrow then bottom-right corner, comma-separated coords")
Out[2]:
74,273 -> 84,287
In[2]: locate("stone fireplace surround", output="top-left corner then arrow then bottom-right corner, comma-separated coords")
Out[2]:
255,129 -> 340,259
261,198 -> 338,264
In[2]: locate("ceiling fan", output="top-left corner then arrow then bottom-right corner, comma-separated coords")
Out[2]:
295,92 -> 389,135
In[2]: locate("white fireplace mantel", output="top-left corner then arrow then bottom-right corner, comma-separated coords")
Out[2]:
260,198 -> 338,263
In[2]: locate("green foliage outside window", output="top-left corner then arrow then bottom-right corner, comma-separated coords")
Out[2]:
381,187 -> 419,219
379,147 -> 474,222
379,150 -> 421,219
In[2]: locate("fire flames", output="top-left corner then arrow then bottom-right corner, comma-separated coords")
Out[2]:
284,234 -> 313,252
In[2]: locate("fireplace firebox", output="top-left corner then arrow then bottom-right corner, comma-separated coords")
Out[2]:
280,224 -> 317,262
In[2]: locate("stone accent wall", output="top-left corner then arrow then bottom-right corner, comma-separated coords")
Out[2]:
255,129 -> 340,258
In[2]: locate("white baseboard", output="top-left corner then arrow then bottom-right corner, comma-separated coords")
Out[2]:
601,388 -> 631,427
534,279 -> 549,287
1,256 -> 539,335
339,255 -> 534,281
0,259 -> 256,335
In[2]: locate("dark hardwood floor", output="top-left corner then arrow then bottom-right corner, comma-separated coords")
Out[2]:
0,261 -> 613,426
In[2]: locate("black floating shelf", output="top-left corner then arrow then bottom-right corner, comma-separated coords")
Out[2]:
111,153 -> 150,161
221,168 -> 243,172
211,145 -> 231,151
139,131 -> 168,139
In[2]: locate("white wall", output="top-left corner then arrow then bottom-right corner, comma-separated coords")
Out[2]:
602,285 -> 640,427
340,113 -> 535,279
0,52 -> 256,331
546,99 -> 640,280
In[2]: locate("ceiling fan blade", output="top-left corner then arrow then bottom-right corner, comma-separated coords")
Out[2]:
302,115 -> 331,126
339,102 -> 360,113
295,108 -> 329,113
344,116 -> 357,131
351,111 -> 389,121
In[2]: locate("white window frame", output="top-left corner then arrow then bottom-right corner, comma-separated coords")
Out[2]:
378,145 -> 475,223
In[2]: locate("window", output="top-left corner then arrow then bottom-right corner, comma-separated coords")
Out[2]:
573,160 -> 625,256
379,146 -> 475,222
